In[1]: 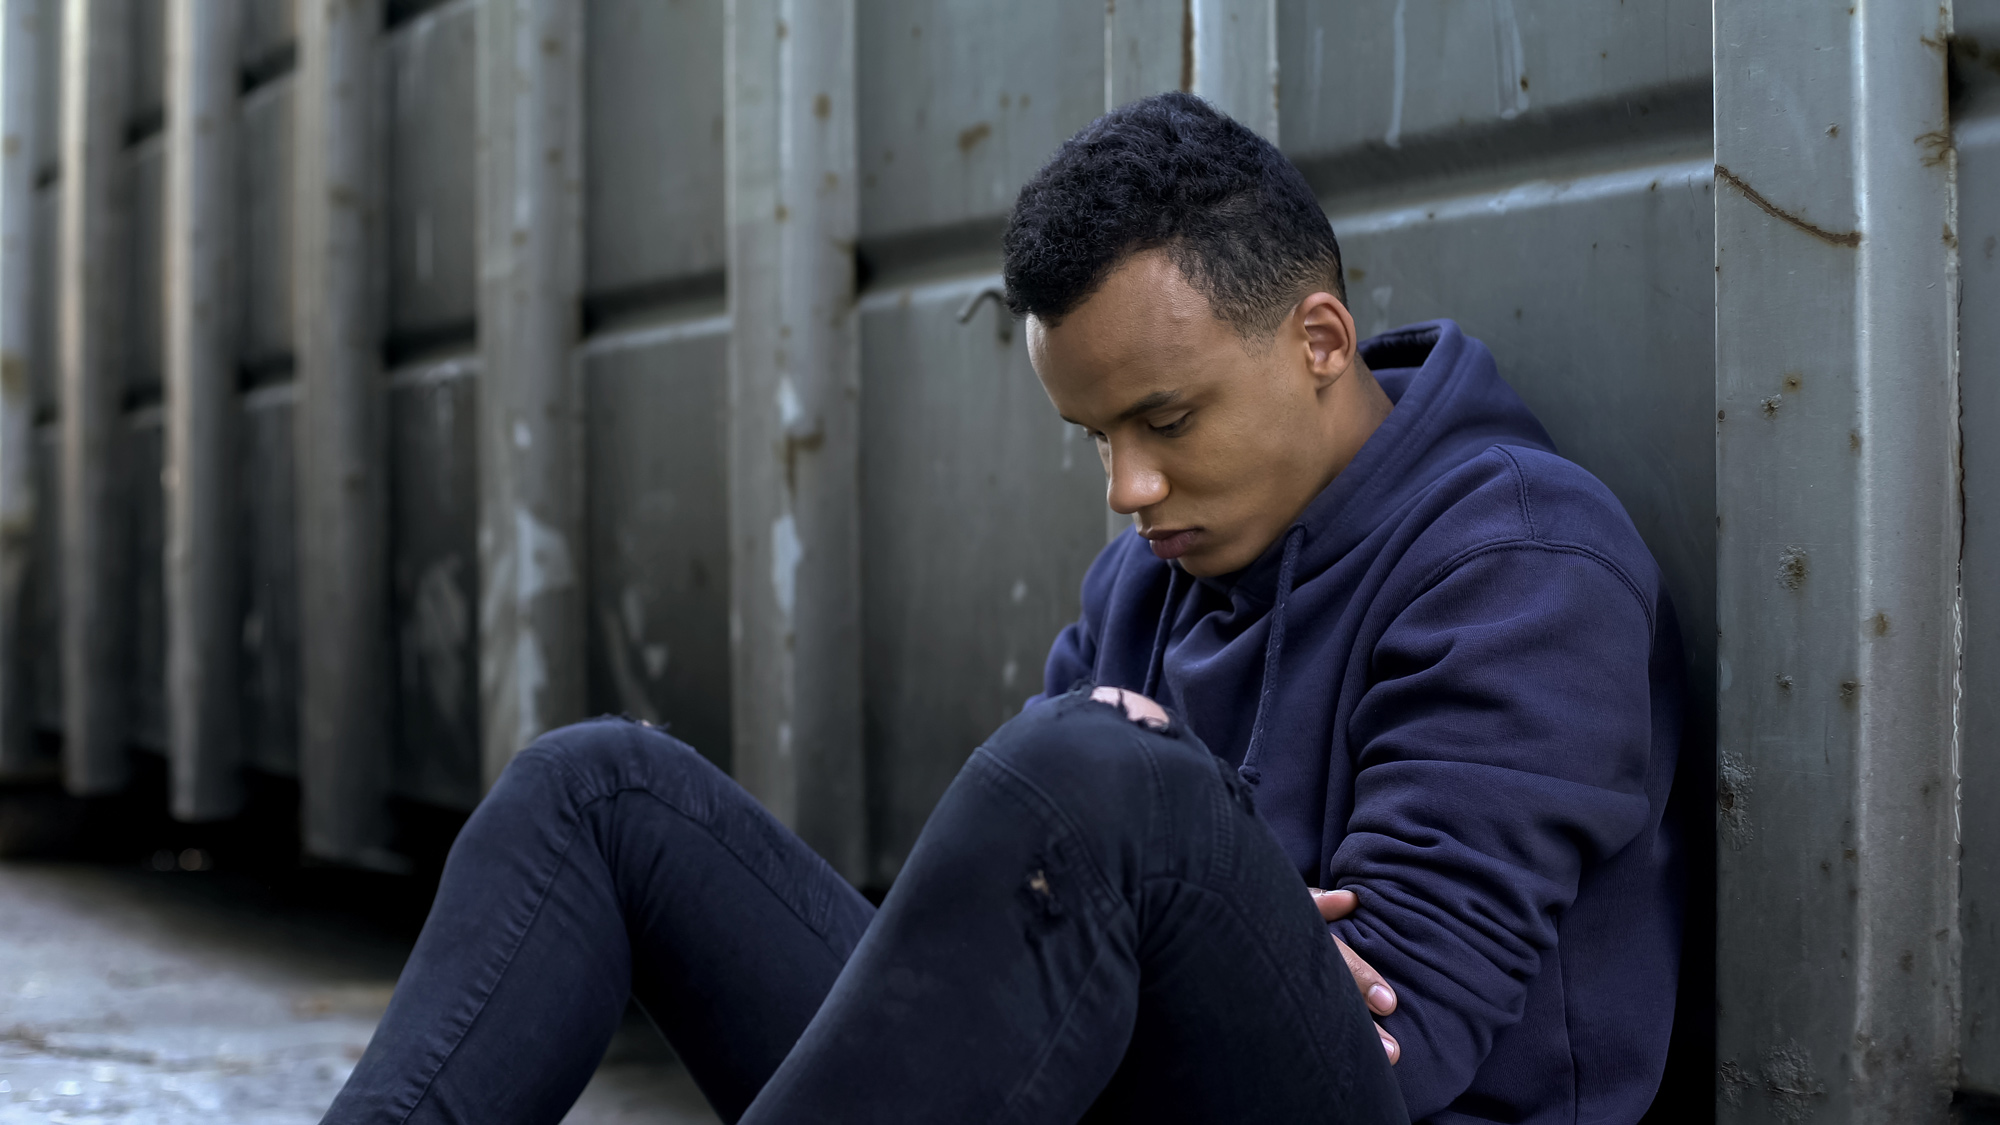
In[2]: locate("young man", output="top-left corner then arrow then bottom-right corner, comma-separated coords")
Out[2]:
324,94 -> 1682,1125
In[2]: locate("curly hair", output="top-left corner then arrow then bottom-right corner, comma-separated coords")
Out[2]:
1002,92 -> 1346,336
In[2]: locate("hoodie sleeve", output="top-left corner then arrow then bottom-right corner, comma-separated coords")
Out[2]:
1030,533 -> 1128,707
1327,542 -> 1657,1119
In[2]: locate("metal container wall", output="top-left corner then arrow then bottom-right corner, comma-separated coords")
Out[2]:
2,0 -> 1994,1115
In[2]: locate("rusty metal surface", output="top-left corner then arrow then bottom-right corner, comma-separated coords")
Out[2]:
726,0 -> 866,880
293,0 -> 394,866
583,0 -> 725,300
475,0 -> 587,782
582,317 -> 732,770
385,0 -> 477,351
1713,2 -> 1962,1120
856,0 -> 1102,242
388,357 -> 480,810
856,275 -> 1105,884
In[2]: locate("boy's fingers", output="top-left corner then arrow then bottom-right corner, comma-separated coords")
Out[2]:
1334,935 -> 1398,1016
1310,887 -> 1358,921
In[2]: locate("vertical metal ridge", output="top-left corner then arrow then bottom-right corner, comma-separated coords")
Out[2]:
1714,0 -> 1961,1119
725,0 -> 866,880
0,0 -> 44,778
475,0 -> 585,786
164,0 -> 243,821
56,0 -> 129,796
294,0 -> 396,867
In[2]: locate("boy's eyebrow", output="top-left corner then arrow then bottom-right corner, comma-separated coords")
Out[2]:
1059,390 -> 1185,429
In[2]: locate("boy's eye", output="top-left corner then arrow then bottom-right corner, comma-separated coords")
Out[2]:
1149,413 -> 1191,436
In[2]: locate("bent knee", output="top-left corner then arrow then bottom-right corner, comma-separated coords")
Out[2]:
983,690 -> 1217,806
510,715 -> 711,796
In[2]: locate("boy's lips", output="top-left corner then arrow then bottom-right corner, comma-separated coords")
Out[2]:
1143,528 -> 1200,560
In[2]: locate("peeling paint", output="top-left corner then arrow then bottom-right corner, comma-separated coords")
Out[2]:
1759,1040 -> 1824,1121
771,511 -> 801,618
1719,750 -> 1753,846
513,505 -> 575,603
1776,546 -> 1808,590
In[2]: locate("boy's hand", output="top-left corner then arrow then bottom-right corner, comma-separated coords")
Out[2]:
1310,887 -> 1401,1064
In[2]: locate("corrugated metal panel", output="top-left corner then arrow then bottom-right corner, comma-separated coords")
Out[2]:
388,357 -> 480,809
856,0 -> 1103,242
26,423 -> 57,733
122,136 -> 162,399
238,77 -> 294,377
238,0 -> 295,75
238,384 -> 299,778
857,275 -> 1105,883
1956,0 -> 2000,1098
583,0 -> 725,298
582,317 -> 732,767
123,0 -> 162,135
385,0 -> 477,350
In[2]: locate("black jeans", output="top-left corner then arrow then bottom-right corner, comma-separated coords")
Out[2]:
322,690 -> 1407,1124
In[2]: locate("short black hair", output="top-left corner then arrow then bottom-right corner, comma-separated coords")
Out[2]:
1002,92 -> 1345,336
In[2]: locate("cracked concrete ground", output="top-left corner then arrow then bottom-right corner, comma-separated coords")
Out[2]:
0,862 -> 720,1124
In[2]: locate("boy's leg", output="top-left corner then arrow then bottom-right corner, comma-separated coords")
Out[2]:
321,716 -> 875,1125
742,689 -> 1408,1125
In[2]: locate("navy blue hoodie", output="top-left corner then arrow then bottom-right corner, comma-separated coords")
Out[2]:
1032,321 -> 1683,1124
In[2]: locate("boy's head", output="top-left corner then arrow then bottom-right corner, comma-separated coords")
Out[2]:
1006,93 -> 1387,577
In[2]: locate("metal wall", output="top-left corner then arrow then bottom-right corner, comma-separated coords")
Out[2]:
0,1 -> 1993,1118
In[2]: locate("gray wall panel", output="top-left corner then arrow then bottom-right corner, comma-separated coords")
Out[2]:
388,358 -> 480,810
584,0 -> 726,296
385,0 -> 477,344
240,0 -> 296,73
33,0 -> 59,176
30,184 -> 56,419
856,0 -> 1103,241
239,385 -> 299,777
858,275 -> 1105,883
1326,159 -> 1717,713
582,319 -> 731,769
126,0 -> 163,133
1955,10 -> 2000,1091
125,408 -> 163,751
123,137 -> 162,398
238,77 -> 294,373
1277,0 -> 1708,163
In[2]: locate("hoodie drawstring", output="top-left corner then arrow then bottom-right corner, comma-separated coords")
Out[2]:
1238,524 -> 1305,788
1141,565 -> 1184,700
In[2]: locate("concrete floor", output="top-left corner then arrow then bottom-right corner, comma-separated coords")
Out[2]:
0,861 -> 720,1124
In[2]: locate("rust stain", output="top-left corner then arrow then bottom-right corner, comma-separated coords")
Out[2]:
1760,393 -> 1783,418
813,93 -> 830,120
1776,546 -> 1807,590
1782,372 -> 1802,392
957,122 -> 992,154
1715,164 -> 1860,248
1871,612 -> 1890,636
1850,430 -> 1861,452
1916,130 -> 1952,168
782,429 -> 825,495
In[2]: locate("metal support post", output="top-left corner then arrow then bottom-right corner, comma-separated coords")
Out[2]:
724,0 -> 866,881
0,0 -> 44,777
163,0 -> 242,821
57,0 -> 129,795
295,0 -> 394,865
1713,2 -> 1960,1120
475,0 -> 585,785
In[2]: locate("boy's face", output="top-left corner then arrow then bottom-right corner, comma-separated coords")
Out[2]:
1028,250 -> 1384,579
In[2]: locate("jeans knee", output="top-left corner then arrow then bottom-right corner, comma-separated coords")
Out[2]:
510,715 -> 709,801
983,692 -> 1217,814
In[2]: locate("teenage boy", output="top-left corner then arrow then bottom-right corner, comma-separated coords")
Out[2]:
324,92 -> 1682,1125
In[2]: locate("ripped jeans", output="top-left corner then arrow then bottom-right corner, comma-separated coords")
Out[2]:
321,689 -> 1407,1125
